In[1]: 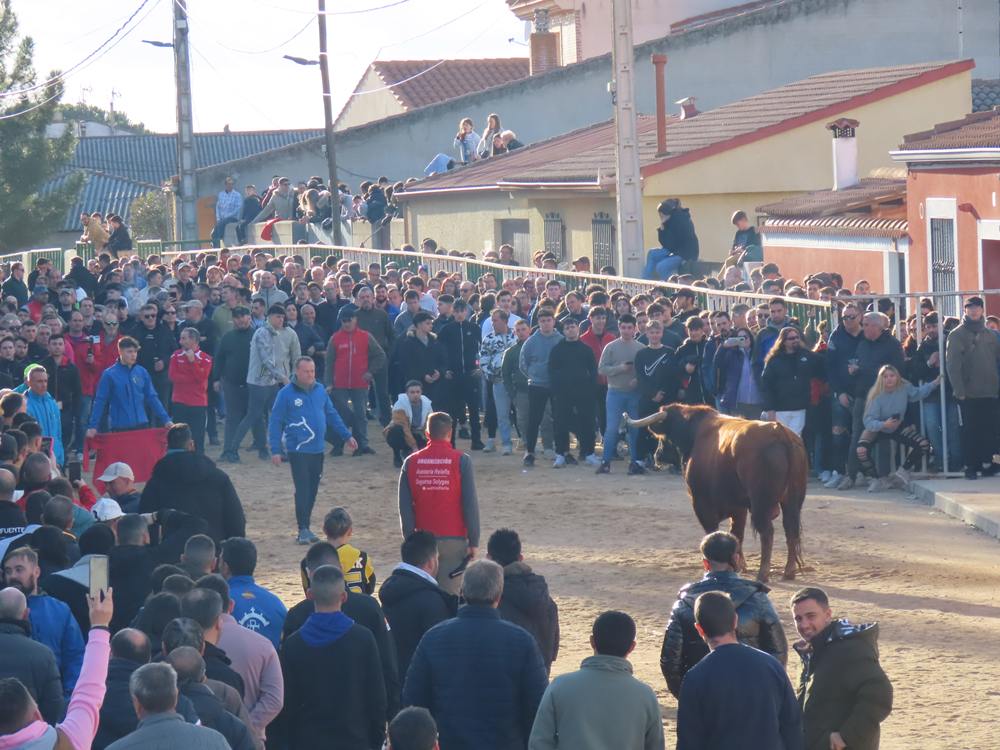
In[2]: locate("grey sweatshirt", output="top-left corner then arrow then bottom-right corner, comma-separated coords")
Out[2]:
598,338 -> 645,392
519,329 -> 564,388
247,323 -> 302,386
863,380 -> 938,431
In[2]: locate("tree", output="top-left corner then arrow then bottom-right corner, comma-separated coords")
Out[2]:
0,0 -> 82,252
129,189 -> 173,241
57,102 -> 150,135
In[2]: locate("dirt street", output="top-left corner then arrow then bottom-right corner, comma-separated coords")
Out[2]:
213,443 -> 1000,750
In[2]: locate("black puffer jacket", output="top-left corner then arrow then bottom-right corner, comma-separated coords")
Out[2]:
497,561 -> 560,671
660,571 -> 788,698
761,349 -> 822,412
139,451 -> 246,543
379,567 -> 458,680
658,208 -> 700,261
796,620 -> 892,750
0,619 -> 63,723
852,330 -> 904,398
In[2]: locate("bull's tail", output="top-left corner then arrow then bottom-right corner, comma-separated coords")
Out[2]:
781,434 -> 808,570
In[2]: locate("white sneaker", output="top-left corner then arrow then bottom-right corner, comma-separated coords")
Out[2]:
543,448 -> 555,459
823,470 -> 841,489
867,477 -> 889,493
501,444 -> 512,456
583,453 -> 601,467
553,454 -> 566,468
819,470 -> 831,483
891,467 -> 911,489
482,439 -> 496,453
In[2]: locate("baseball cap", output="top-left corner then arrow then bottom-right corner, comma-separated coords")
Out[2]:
232,306 -> 251,317
675,288 -> 696,299
97,462 -> 134,483
571,256 -> 590,266
965,296 -> 985,308
92,497 -> 125,522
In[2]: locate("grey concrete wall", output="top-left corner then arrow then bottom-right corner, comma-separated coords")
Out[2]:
198,0 -> 998,196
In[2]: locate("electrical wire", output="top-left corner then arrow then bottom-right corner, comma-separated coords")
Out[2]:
378,0 -> 491,49
186,39 -> 287,130
201,15 -> 315,55
237,0 -> 412,16
0,0 -> 156,100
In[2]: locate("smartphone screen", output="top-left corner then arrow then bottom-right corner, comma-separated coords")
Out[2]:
68,461 -> 82,484
40,437 -> 52,456
89,555 -> 109,600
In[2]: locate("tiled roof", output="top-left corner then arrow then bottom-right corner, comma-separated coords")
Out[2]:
68,129 -> 324,186
399,60 -> 971,195
756,178 -> 906,218
670,1 -> 784,33
971,79 -> 1000,111
762,216 -> 908,238
370,59 -> 530,112
898,109 -> 1000,150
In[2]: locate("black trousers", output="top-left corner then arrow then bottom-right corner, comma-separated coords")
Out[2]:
172,403 -> 206,454
553,389 -> 596,457
959,397 -> 999,470
288,451 -> 324,530
385,424 -> 428,457
222,380 -> 262,454
595,383 -> 608,435
447,373 -> 481,446
525,385 -> 555,455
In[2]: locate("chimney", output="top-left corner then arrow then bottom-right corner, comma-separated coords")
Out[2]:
652,54 -> 667,155
529,9 -> 559,76
677,96 -> 699,120
827,118 -> 860,190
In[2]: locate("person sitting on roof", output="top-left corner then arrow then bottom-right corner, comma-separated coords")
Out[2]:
500,130 -> 524,151
642,199 -> 701,281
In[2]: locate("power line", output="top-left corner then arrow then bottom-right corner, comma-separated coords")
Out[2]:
237,0 -> 412,16
212,16 -> 315,55
0,0 -> 157,100
378,0 -> 490,50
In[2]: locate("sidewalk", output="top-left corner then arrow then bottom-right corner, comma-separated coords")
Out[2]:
909,477 -> 1000,540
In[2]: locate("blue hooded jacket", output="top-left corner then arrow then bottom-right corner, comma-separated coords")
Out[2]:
25,389 -> 64,465
299,611 -> 354,647
28,593 -> 85,699
268,379 -> 350,455
88,361 -> 170,431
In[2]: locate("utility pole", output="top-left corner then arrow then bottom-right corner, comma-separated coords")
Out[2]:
610,0 -> 644,278
317,0 -> 344,246
173,0 -> 198,242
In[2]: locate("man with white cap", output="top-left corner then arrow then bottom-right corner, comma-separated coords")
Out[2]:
92,497 -> 125,538
97,462 -> 140,514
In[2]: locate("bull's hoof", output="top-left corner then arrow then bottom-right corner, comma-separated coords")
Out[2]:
781,570 -> 797,581
756,572 -> 771,584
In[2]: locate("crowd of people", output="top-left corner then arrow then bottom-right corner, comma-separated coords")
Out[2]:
1,220 -> 991,748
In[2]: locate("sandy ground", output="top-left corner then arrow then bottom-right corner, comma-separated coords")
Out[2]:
207,438 -> 1000,750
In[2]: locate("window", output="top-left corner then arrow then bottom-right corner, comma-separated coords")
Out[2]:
543,212 -> 565,261
929,217 -> 957,316
498,219 -> 531,265
591,212 -> 615,271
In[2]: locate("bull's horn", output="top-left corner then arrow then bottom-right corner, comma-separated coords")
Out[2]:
624,411 -> 664,429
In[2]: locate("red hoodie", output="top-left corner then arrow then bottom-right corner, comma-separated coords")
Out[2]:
581,328 -> 615,386
67,332 -> 119,396
168,347 -> 213,406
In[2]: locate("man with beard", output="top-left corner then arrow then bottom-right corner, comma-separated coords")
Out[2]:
3,546 -> 84,698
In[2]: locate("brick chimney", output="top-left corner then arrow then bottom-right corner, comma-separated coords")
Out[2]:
652,54 -> 667,155
827,118 -> 860,190
677,96 -> 699,120
529,9 -> 559,76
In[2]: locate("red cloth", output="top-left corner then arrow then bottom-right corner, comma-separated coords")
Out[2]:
260,218 -> 281,242
76,484 -> 98,511
167,349 -> 212,406
408,439 -> 467,538
83,428 -> 168,492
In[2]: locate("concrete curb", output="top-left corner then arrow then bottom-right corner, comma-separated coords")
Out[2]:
909,479 -> 1000,540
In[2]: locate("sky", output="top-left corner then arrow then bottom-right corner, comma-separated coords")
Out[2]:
11,0 -> 529,133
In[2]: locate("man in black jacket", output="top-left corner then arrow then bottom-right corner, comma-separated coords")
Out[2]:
548,318 -> 598,467
661,531 -> 788,699
109,514 -> 155,632
283,542 -> 400,720
438,301 -> 484,449
129,303 -> 177,407
165,601 -> 245,698
140,425 -> 246,543
215,308 -> 256,464
95,628 -> 200,750
41,335 -> 82,460
2,261 -> 29,307
379,531 -> 458,680
395,312 -> 446,409
486,528 -> 559,674
168,647 -> 258,750
634,320 -> 679,466
675,317 -> 710,405
0,586 -> 63,723
277,565 -> 386,750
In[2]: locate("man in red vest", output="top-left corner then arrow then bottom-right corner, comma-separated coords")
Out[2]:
398,412 -> 480,595
326,308 -> 385,456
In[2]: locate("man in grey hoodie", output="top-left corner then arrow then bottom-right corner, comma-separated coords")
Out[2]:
518,309 -> 563,467
528,610 -> 664,750
223,305 -> 301,461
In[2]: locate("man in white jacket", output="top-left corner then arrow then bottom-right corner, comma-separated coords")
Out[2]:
384,380 -> 433,467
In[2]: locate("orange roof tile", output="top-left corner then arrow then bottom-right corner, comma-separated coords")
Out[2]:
370,58 -> 530,112
899,109 -> 1000,150
756,178 -> 906,218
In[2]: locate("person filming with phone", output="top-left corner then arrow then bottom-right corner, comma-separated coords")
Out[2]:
397,412 -> 480,595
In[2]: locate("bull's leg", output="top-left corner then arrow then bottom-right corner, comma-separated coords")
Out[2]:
728,508 -> 749,573
757,520 -> 775,583
782,525 -> 801,580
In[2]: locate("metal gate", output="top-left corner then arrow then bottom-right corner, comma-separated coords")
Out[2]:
543,212 -> 566,261
929,217 -> 957,316
592,212 -> 615,270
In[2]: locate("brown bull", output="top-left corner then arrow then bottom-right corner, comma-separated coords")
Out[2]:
625,404 -> 806,582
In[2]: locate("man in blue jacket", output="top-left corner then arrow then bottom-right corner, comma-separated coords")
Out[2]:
86,336 -> 172,438
22,364 -> 65,466
269,356 -> 355,545
3,546 -> 85,699
403,559 -> 548,750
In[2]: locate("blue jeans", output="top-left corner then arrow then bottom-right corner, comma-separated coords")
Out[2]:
922,398 -> 961,471
642,248 -> 683,280
603,390 -> 640,462
492,382 -> 512,447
